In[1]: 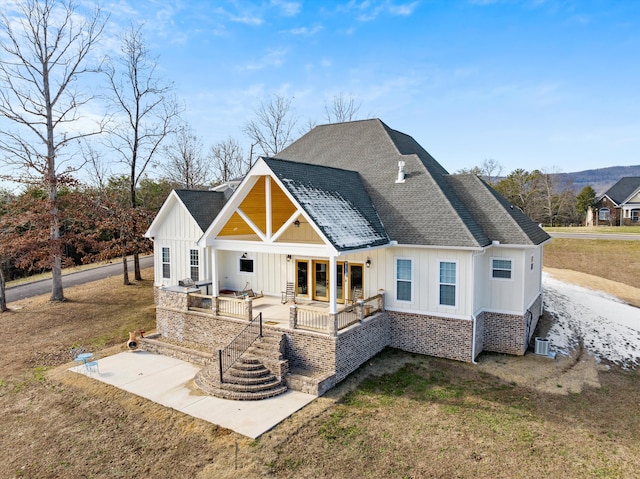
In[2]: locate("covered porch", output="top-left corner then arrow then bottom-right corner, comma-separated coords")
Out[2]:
185,289 -> 385,335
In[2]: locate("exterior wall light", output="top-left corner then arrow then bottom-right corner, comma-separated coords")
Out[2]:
366,258 -> 371,268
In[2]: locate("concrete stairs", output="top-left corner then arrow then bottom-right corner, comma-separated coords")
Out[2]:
194,334 -> 288,401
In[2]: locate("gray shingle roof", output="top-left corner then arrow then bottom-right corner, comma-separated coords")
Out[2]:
174,189 -> 226,231
277,119 -> 548,247
264,157 -> 389,251
602,177 -> 640,205
447,175 -> 551,246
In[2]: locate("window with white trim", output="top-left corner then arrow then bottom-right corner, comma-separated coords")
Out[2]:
161,247 -> 170,279
439,261 -> 456,307
491,258 -> 512,279
395,258 -> 413,302
599,208 -> 610,221
189,249 -> 199,281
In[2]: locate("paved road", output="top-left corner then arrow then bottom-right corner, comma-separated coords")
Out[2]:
549,232 -> 640,241
6,255 -> 154,303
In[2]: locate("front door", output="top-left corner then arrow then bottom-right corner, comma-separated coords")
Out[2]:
312,260 -> 329,301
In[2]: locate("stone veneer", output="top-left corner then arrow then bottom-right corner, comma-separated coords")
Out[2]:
389,311 -> 475,362
154,289 -> 544,395
481,293 -> 544,356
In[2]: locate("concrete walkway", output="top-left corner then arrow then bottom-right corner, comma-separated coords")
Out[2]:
69,350 -> 316,438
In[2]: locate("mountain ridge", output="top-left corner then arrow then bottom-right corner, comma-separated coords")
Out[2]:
553,165 -> 640,195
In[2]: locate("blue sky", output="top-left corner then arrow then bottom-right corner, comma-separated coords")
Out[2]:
13,0 -> 640,177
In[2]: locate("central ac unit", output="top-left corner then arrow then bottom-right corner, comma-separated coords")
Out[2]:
534,337 -> 550,356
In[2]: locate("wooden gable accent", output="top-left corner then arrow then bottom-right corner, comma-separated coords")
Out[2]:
218,211 -> 255,237
270,177 -> 297,232
239,177 -> 267,234
216,174 -> 325,244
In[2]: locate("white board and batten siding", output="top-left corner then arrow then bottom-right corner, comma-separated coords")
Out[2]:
153,202 -> 206,288
473,245 -> 543,316
383,246 -> 474,318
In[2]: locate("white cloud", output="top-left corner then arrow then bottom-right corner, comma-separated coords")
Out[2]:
240,48 -> 288,71
288,25 -> 324,35
341,0 -> 420,21
271,0 -> 302,16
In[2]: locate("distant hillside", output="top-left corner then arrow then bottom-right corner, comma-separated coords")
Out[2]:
553,165 -> 640,195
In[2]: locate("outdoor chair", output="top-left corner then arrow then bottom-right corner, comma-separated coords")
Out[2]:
351,287 -> 363,304
281,282 -> 295,303
70,346 -> 85,367
83,352 -> 100,377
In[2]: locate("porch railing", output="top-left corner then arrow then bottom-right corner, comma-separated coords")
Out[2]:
291,293 -> 385,335
217,296 -> 247,319
218,312 -> 263,383
336,304 -> 359,330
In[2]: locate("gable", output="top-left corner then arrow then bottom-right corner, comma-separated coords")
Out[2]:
265,158 -> 389,251
218,177 -> 301,240
212,173 -> 325,246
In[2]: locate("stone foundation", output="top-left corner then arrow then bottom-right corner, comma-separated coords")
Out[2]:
389,311 -> 474,362
481,293 -> 544,356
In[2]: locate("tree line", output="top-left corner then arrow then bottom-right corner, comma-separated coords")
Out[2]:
0,0 -> 366,309
459,160 -> 597,228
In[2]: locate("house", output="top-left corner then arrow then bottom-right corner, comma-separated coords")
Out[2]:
144,119 -> 551,398
594,177 -> 640,226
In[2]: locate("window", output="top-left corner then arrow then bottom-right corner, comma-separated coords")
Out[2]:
632,209 -> 640,222
189,250 -> 199,281
599,208 -> 610,221
492,258 -> 512,279
239,256 -> 254,273
161,247 -> 170,279
395,258 -> 413,302
439,261 -> 456,307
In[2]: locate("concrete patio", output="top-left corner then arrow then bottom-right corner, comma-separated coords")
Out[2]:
69,350 -> 316,438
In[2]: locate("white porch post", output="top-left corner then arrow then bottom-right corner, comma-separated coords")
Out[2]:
329,255 -> 337,314
211,248 -> 219,295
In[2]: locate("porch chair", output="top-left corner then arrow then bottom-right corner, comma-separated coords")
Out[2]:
83,352 -> 100,377
351,287 -> 363,305
281,282 -> 296,303
70,346 -> 85,367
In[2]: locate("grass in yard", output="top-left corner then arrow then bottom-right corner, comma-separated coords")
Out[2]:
257,351 -> 640,479
544,238 -> 640,296
545,225 -> 640,234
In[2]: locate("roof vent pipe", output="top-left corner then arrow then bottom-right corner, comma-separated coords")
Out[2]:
395,161 -> 406,183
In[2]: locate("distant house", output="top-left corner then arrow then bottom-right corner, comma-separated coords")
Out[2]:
595,177 -> 640,226
144,119 -> 551,398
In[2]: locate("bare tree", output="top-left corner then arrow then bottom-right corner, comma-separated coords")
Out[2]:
209,137 -> 245,183
163,123 -> 212,189
0,0 -> 107,301
244,94 -> 297,162
480,158 -> 503,185
324,93 -> 361,123
104,23 -> 182,282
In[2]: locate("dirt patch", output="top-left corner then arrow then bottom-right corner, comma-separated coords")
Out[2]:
476,314 -> 605,396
